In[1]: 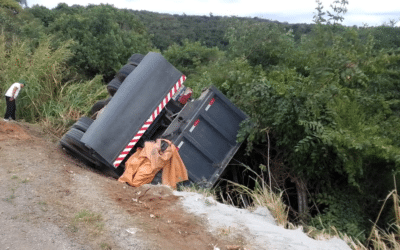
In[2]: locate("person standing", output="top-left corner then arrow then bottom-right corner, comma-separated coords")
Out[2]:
4,80 -> 26,121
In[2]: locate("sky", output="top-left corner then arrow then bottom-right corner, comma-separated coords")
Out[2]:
27,0 -> 400,27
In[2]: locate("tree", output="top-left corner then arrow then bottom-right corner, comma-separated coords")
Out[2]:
224,18 -> 296,69
0,0 -> 22,11
29,5 -> 56,27
314,0 -> 348,25
163,39 -> 223,76
186,7 -> 400,239
48,4 -> 152,79
0,1 -> 46,50
17,0 -> 26,8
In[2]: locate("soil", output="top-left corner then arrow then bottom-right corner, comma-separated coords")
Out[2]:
0,120 -> 247,250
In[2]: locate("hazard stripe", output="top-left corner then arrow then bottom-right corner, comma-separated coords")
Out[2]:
205,98 -> 215,111
189,119 -> 200,133
177,141 -> 184,150
113,75 -> 186,167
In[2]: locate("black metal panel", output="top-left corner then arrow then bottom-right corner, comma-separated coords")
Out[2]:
81,52 -> 183,165
162,86 -> 248,187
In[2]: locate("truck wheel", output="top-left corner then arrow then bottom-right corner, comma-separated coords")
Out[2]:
107,78 -> 121,96
61,129 -> 120,179
128,54 -> 144,66
90,98 -> 111,116
116,64 -> 136,82
72,116 -> 93,133
60,128 -> 98,166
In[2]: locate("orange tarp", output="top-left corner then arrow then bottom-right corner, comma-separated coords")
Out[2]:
118,139 -> 188,189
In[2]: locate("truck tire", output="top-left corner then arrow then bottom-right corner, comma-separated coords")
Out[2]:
116,64 -> 136,82
90,98 -> 111,116
60,128 -> 120,179
128,54 -> 144,66
72,116 -> 93,133
60,128 -> 98,166
107,78 -> 121,96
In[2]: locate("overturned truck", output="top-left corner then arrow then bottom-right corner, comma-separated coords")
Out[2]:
60,52 -> 248,188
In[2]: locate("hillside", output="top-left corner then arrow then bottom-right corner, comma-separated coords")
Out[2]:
0,120 -> 352,249
1,2 -> 400,247
130,10 -> 314,50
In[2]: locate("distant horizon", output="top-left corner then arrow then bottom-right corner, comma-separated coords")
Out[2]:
27,0 -> 400,28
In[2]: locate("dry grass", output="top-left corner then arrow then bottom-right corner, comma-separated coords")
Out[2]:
334,189 -> 400,250
368,227 -> 400,250
180,166 -> 399,250
179,183 -> 219,200
250,184 -> 288,226
365,186 -> 400,250
223,167 -> 400,250
302,181 -> 400,250
223,164 -> 289,227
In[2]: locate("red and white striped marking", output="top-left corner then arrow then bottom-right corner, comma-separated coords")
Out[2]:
113,75 -> 186,168
205,97 -> 215,111
176,141 -> 184,151
189,119 -> 200,133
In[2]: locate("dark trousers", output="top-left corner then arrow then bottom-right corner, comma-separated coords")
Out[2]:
4,96 -> 16,120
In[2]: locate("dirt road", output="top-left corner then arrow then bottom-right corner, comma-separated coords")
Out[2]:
0,121 -> 246,250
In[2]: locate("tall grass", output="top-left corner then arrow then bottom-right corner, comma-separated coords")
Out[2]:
363,177 -> 400,250
39,74 -> 108,135
220,165 -> 400,249
303,180 -> 400,249
0,32 -> 108,136
225,164 -> 289,227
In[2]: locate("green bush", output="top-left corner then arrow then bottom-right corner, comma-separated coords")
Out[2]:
311,188 -> 369,241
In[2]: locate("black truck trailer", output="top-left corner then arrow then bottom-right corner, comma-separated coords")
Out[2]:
60,52 -> 248,188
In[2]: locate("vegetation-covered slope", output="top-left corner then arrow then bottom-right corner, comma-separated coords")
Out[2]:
1,0 -> 399,247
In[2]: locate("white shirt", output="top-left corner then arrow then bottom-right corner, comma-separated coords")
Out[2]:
5,83 -> 22,98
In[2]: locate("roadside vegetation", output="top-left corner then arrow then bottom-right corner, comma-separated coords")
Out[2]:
73,209 -> 104,234
1,0 -> 400,248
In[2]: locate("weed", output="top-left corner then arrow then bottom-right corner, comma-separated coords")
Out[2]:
100,242 -> 112,250
11,175 -> 18,180
69,224 -> 79,233
21,178 -> 29,183
204,198 -> 217,206
71,209 -> 104,235
38,201 -> 48,212
74,209 -> 102,224
95,222 -> 105,231
217,227 -> 232,236
179,183 -> 218,200
4,194 -> 16,203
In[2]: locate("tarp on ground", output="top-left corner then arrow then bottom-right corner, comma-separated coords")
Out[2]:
118,139 -> 188,189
